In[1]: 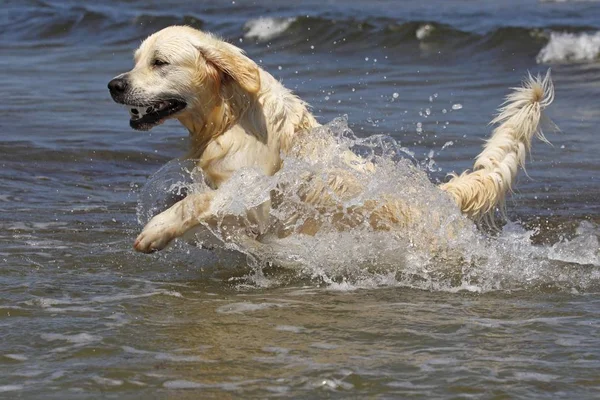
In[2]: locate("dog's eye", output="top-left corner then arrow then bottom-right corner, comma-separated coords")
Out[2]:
152,59 -> 169,67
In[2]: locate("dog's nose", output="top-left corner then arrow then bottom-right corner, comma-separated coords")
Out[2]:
108,78 -> 128,94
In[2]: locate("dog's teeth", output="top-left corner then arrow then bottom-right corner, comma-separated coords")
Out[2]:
127,107 -> 142,120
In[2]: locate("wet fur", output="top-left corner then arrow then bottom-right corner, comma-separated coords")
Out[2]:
110,26 -> 555,253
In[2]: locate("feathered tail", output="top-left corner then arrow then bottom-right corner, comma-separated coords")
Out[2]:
440,70 -> 555,224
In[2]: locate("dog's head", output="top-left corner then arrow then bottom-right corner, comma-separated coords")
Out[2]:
108,26 -> 260,131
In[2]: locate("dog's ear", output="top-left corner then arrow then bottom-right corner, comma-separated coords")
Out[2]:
198,41 -> 260,94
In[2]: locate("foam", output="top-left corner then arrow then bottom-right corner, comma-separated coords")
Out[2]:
163,380 -> 247,391
275,325 -> 305,333
416,24 -> 435,40
89,290 -> 183,303
91,376 -> 123,386
122,346 -> 213,363
3,354 -> 28,361
537,31 -> 600,63
40,333 -> 102,344
163,380 -> 206,389
0,385 -> 23,393
244,17 -> 295,42
215,302 -> 287,314
513,372 -> 559,382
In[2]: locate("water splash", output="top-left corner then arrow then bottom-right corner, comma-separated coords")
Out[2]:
138,118 -> 600,292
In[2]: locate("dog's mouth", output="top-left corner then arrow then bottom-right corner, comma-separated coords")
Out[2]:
125,99 -> 187,131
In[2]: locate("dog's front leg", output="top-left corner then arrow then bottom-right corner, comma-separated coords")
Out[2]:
134,192 -> 215,253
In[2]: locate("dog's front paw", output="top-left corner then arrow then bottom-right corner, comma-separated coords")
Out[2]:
134,211 -> 181,253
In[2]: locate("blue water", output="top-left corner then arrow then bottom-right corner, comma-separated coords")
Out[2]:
1,0 -> 599,398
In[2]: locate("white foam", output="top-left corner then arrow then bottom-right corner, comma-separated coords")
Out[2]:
514,372 -> 559,382
154,353 -> 206,362
91,376 -> 123,386
163,380 -> 206,389
0,385 -> 23,393
123,345 -> 212,363
244,17 -> 295,42
163,380 -> 244,391
40,332 -> 101,344
89,290 -> 182,303
537,31 -> 600,63
416,24 -> 435,40
216,302 -> 286,314
275,325 -> 305,333
316,378 -> 354,390
3,354 -> 28,361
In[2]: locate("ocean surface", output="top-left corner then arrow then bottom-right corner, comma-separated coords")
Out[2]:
1,0 -> 600,398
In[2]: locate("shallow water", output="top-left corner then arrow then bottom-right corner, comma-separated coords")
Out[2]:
1,0 -> 600,398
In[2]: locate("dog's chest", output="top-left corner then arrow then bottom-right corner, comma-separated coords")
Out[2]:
199,124 -> 281,188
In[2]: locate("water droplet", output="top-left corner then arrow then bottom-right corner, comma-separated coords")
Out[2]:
452,103 -> 463,110
392,92 -> 399,99
416,122 -> 423,133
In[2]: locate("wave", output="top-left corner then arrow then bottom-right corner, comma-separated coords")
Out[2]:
537,31 -> 600,63
138,118 -> 600,293
243,17 -> 295,42
242,17 -> 474,51
4,3 -> 600,65
0,3 -> 204,46
241,16 -> 600,64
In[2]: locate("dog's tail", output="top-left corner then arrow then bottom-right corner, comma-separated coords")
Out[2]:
440,70 -> 555,224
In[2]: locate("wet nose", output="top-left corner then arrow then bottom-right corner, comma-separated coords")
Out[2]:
108,78 -> 128,94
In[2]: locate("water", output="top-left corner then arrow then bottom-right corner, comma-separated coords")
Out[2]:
1,0 -> 600,398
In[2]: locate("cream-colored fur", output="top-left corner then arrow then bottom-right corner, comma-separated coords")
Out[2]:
440,71 -> 555,224
109,26 -> 555,253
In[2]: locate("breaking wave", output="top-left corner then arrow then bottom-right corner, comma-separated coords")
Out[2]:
243,17 -> 296,42
537,31 -> 600,63
5,2 -> 600,66
138,118 -> 600,293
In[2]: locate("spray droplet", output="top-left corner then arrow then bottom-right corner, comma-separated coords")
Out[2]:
416,122 -> 423,133
452,103 -> 463,110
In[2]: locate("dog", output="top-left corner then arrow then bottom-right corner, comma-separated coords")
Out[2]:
108,26 -> 555,254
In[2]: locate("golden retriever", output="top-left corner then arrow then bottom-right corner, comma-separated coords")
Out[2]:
108,26 -> 554,254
